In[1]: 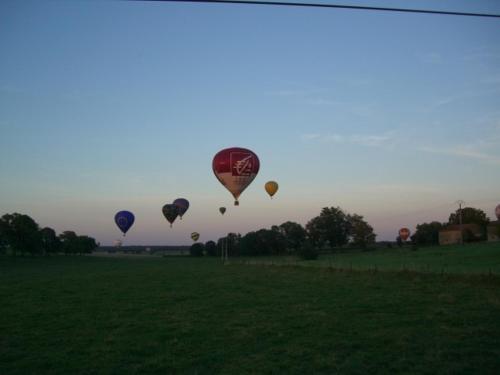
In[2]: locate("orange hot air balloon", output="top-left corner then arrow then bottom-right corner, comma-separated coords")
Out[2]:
212,147 -> 260,206
265,181 -> 278,198
399,228 -> 411,241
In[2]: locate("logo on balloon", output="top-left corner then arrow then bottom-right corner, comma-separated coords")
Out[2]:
231,152 -> 254,176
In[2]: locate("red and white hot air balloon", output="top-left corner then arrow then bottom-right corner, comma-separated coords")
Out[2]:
399,228 -> 411,241
212,147 -> 260,206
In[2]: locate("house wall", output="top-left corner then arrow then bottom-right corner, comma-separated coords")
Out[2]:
439,230 -> 462,245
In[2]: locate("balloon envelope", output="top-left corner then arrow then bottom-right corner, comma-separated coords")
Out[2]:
212,147 -> 260,205
173,198 -> 190,218
399,228 -> 411,241
265,181 -> 279,198
219,207 -> 226,215
114,211 -> 135,236
191,232 -> 200,241
162,204 -> 179,228
496,204 -> 500,220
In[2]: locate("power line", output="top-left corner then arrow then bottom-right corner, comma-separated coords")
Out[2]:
131,0 -> 500,18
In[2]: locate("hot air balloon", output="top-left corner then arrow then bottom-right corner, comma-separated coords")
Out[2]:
265,181 -> 278,198
399,228 -> 411,241
219,207 -> 226,215
191,232 -> 200,242
162,204 -> 179,228
496,204 -> 500,220
114,211 -> 135,236
113,239 -> 122,248
173,198 -> 189,219
212,147 -> 260,206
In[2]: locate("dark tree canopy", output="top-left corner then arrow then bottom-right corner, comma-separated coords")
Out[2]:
278,221 -> 307,251
347,214 -> 376,249
448,207 -> 489,227
413,221 -> 444,246
0,213 -> 40,255
40,227 -> 61,255
204,240 -> 217,256
306,207 -> 351,249
190,242 -> 204,257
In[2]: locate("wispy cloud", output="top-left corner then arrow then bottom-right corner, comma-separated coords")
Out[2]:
301,131 -> 397,148
419,145 -> 500,165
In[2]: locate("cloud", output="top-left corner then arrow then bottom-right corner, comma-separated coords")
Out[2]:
419,145 -> 500,165
301,131 -> 397,148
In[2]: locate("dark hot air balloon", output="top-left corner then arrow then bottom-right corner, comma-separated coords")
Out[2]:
219,207 -> 226,215
162,204 -> 179,228
173,198 -> 190,219
212,147 -> 260,206
114,211 -> 135,236
191,232 -> 200,242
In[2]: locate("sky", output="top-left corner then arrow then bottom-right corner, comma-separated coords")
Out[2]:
1,0 -> 500,245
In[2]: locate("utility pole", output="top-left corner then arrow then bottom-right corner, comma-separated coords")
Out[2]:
456,200 -> 465,244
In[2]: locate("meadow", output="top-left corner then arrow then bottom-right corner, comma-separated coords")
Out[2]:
235,242 -> 500,275
1,244 -> 500,374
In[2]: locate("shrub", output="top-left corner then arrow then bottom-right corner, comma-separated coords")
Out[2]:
297,241 -> 319,260
190,243 -> 204,257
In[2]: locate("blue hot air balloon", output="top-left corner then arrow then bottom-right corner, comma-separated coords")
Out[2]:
114,211 -> 135,236
173,198 -> 190,219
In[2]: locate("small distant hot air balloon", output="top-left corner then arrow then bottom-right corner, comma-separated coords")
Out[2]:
496,204 -> 500,220
173,198 -> 189,219
191,232 -> 200,242
113,239 -> 122,248
265,181 -> 278,199
213,147 -> 260,206
399,228 -> 411,241
114,211 -> 135,236
162,204 -> 179,228
219,207 -> 226,215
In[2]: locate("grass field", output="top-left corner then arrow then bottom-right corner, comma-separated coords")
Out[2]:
236,242 -> 500,275
1,247 -> 500,374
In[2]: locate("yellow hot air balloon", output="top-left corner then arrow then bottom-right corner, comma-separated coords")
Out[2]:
265,181 -> 279,198
191,232 -> 200,242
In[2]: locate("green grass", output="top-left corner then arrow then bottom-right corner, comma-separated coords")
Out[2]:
1,254 -> 500,374
236,242 -> 500,275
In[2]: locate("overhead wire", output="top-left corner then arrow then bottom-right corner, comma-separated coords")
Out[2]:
129,0 -> 500,19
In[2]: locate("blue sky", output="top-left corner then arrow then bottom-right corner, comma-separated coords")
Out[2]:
1,0 -> 500,245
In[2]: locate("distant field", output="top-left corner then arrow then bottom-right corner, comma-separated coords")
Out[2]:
1,253 -> 500,374
235,242 -> 500,275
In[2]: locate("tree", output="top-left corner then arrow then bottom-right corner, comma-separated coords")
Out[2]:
59,231 -> 78,255
347,214 -> 376,249
76,235 -> 98,255
205,241 -> 217,256
217,233 -> 240,257
190,242 -> 204,257
0,213 -> 41,256
40,227 -> 61,255
413,221 -> 444,246
448,207 -> 489,227
306,207 -> 351,249
278,221 -> 307,252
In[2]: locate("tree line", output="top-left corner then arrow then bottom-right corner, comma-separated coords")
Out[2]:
0,213 -> 99,256
191,206 -> 496,258
191,206 -> 376,259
